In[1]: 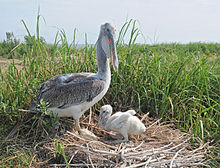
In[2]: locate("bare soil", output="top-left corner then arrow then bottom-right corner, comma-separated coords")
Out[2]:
0,58 -> 23,72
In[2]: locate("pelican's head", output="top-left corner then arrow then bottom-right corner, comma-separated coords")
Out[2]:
99,23 -> 118,71
97,104 -> 113,127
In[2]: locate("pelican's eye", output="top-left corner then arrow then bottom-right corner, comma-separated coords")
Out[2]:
106,28 -> 110,35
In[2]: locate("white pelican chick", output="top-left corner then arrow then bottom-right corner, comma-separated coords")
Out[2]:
31,23 -> 118,136
98,105 -> 146,141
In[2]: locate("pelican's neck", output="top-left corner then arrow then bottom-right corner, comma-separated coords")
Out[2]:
96,38 -> 111,80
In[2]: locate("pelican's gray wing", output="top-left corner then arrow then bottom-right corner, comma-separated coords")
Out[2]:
34,73 -> 105,109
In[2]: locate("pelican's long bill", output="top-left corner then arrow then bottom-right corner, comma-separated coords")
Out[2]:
107,32 -> 118,71
97,112 -> 105,128
97,116 -> 102,127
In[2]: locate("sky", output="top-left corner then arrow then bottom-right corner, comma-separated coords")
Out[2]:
0,0 -> 220,44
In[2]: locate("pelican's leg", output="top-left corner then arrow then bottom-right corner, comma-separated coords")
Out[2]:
111,133 -> 129,144
121,132 -> 129,142
75,119 -> 81,131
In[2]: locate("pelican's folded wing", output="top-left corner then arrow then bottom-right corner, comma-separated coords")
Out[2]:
34,73 -> 105,109
111,113 -> 133,129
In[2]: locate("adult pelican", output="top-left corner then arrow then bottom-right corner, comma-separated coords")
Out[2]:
32,23 -> 118,133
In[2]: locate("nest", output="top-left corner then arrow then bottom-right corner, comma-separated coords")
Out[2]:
33,112 -> 208,168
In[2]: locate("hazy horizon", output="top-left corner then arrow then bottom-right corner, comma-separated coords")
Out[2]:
1,0 -> 220,44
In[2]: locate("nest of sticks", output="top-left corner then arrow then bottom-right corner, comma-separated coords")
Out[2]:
32,111 -> 209,168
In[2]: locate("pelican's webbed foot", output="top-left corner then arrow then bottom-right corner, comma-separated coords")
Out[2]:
79,128 -> 98,140
74,119 -> 98,140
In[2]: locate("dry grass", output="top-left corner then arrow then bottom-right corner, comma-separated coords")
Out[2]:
16,111 -> 208,168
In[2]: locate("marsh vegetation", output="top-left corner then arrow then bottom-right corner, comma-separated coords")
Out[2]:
0,18 -> 219,167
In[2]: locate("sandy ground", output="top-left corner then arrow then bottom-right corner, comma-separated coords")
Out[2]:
0,58 -> 23,72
